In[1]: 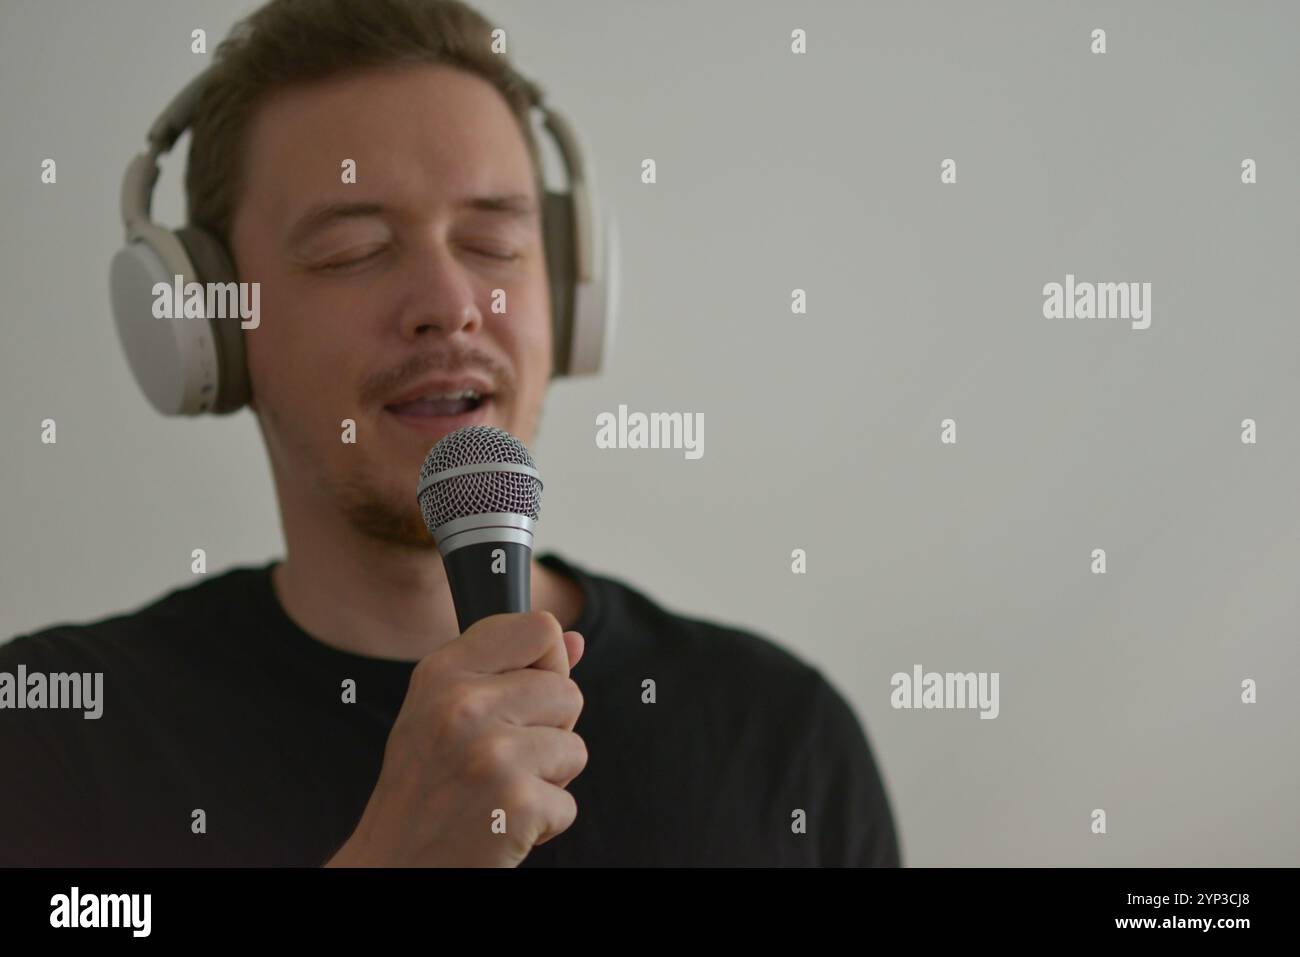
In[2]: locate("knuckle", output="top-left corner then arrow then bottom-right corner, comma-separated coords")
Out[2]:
409,654 -> 441,689
499,774 -> 535,812
443,684 -> 486,725
468,733 -> 513,777
559,788 -> 578,822
529,610 -> 561,638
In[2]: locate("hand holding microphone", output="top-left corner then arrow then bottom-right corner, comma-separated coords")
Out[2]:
325,427 -> 588,867
326,611 -> 586,867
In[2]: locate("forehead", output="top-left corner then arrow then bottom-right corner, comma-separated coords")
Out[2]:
235,63 -> 537,230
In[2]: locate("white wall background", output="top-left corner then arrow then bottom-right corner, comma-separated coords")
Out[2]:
2,0 -> 1297,865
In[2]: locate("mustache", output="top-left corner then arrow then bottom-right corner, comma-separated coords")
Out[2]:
364,346 -> 514,405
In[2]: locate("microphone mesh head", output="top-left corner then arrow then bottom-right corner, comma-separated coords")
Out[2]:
417,426 -> 542,533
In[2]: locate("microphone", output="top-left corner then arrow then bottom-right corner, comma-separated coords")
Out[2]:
416,425 -> 544,633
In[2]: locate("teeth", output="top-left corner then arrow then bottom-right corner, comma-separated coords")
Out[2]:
415,389 -> 480,401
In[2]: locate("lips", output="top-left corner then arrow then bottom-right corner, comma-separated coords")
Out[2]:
383,390 -> 495,440
379,372 -> 498,439
383,373 -> 494,409
386,392 -> 486,417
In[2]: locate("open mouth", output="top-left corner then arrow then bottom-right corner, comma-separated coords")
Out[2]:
382,388 -> 495,436
384,389 -> 489,417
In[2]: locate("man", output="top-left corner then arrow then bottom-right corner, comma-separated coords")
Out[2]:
0,0 -> 899,867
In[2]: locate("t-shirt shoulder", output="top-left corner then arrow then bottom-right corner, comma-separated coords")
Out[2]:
553,552 -> 824,683
554,552 -> 846,741
0,568 -> 266,866
0,564 -> 266,669
555,554 -> 901,866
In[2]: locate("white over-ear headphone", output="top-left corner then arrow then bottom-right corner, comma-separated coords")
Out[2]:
109,64 -> 620,416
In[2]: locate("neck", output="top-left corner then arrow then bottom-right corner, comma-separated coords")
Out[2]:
268,481 -> 583,663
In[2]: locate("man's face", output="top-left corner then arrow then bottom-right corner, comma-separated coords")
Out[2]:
229,64 -> 552,547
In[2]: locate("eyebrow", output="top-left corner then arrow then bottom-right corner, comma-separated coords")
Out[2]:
285,194 -> 539,247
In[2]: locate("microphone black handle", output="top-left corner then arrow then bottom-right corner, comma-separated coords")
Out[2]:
441,540 -> 532,633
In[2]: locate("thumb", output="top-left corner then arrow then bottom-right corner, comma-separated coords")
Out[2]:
563,631 -> 585,671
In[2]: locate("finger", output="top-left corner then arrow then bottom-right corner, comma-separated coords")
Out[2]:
529,780 -> 580,848
505,725 -> 588,787
526,615 -> 570,678
564,631 -> 585,671
479,668 -> 584,730
452,611 -> 568,677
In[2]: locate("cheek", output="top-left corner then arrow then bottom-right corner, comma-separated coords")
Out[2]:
500,283 -> 553,374
247,291 -> 360,415
511,312 -> 551,363
491,318 -> 549,399
243,323 -> 282,409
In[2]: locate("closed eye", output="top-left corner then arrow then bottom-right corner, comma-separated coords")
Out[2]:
314,245 -> 520,272
316,246 -> 387,272
468,248 -> 521,262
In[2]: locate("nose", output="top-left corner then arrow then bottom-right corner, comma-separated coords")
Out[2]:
396,238 -> 485,341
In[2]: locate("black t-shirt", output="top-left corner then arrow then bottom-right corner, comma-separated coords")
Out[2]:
0,553 -> 900,867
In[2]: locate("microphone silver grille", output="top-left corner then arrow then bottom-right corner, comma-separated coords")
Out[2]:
416,426 -> 542,533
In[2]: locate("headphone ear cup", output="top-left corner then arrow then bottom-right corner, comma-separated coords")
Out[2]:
173,226 -> 251,413
542,190 -> 577,378
568,209 -> 618,375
